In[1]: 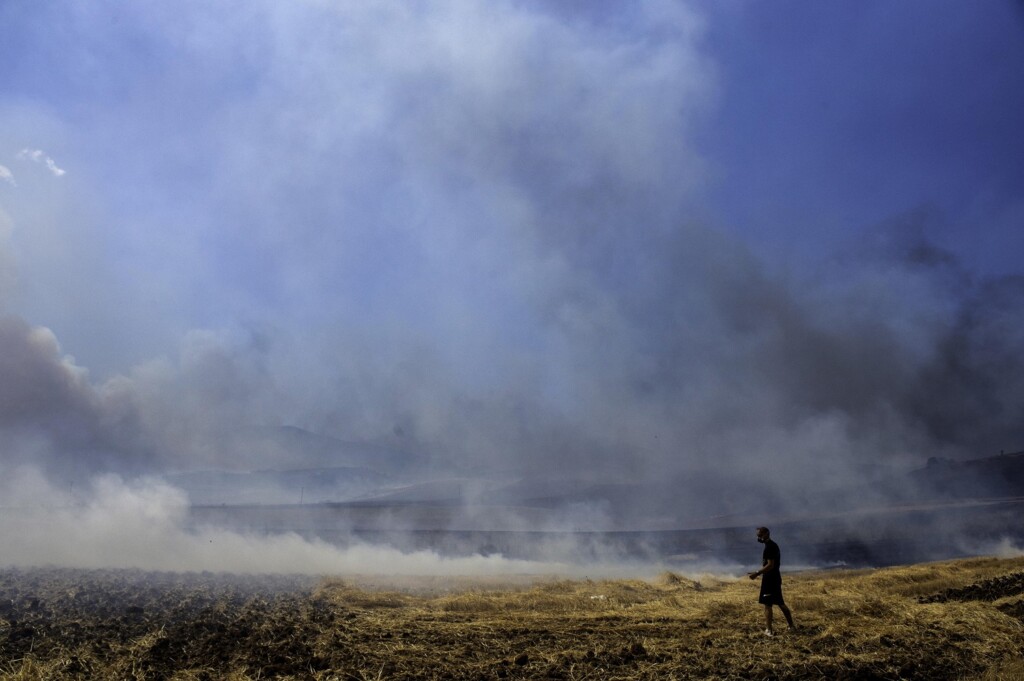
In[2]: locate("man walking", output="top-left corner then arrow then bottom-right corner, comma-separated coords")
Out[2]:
748,526 -> 794,636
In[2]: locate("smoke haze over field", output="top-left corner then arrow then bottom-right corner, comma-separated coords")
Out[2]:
0,468 -> 601,576
0,1 -> 1023,569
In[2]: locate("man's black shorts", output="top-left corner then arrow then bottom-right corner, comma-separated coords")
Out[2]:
758,578 -> 785,605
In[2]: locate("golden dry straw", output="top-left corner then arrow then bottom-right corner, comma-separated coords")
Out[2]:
0,557 -> 1021,679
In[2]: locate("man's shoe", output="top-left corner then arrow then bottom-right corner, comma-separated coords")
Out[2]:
764,629 -> 774,637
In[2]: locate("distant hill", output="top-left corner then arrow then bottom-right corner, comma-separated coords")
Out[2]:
908,450 -> 1024,499
168,466 -> 394,505
193,425 -> 419,473
240,425 -> 418,472
167,425 -> 420,504
170,433 -> 1024,543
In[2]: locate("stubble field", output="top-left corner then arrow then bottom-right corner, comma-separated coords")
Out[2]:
0,556 -> 1023,680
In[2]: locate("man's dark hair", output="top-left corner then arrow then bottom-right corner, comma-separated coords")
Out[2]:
757,526 -> 770,536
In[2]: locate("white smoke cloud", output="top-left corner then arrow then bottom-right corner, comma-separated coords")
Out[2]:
0,466 -> 635,576
959,536 -> 1024,560
0,1 -> 1020,575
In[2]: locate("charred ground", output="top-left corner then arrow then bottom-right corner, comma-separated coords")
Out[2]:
1,557 -> 1023,680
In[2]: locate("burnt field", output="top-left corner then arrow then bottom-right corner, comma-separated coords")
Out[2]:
1,557 -> 1023,680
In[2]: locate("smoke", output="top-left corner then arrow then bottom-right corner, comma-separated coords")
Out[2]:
0,1 -> 1021,571
989,538 -> 1024,559
0,466 -> 668,577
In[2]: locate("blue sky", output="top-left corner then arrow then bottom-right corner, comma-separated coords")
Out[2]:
0,1 -> 1021,482
699,0 -> 1024,273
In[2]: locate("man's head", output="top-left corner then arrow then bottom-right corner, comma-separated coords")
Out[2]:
756,527 -> 770,543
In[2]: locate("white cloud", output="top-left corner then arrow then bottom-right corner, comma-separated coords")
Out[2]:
17,148 -> 43,163
17,148 -> 65,176
0,165 -> 14,185
46,157 -> 65,176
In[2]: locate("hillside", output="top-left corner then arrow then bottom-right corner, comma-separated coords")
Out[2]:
176,444 -> 1024,526
181,447 -> 1024,568
909,450 -> 1024,499
1,556 -> 1022,679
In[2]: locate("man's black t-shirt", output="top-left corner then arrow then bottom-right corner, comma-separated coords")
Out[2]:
761,539 -> 781,585
758,538 -> 784,604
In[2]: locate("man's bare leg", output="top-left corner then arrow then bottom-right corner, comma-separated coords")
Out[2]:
779,602 -> 794,629
763,604 -> 773,634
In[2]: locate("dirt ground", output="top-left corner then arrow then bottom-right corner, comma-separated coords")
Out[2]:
0,558 -> 1023,680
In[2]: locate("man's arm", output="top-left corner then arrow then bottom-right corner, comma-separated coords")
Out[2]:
747,558 -> 777,579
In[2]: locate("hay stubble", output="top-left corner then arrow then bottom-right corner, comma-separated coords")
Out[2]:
0,557 -> 1022,679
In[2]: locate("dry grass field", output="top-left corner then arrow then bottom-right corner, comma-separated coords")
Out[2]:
0,556 -> 1022,680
